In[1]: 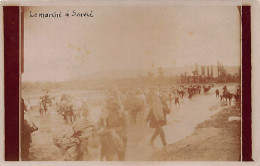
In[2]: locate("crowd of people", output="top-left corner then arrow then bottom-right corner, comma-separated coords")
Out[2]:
21,83 -> 241,161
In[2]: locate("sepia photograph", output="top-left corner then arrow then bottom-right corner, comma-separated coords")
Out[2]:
20,5 -> 242,161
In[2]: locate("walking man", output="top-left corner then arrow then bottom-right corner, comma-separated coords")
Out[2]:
145,92 -> 170,150
216,89 -> 219,98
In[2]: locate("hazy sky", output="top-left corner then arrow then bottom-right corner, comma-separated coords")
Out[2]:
23,6 -> 241,81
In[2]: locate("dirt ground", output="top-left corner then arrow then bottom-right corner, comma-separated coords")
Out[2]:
24,84 -> 241,161
149,102 -> 241,161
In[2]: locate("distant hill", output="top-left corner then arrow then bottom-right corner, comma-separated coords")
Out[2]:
75,65 -> 240,81
22,65 -> 240,90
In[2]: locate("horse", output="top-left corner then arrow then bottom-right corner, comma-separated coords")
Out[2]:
221,91 -> 234,105
177,90 -> 185,99
203,85 -> 211,93
187,86 -> 199,99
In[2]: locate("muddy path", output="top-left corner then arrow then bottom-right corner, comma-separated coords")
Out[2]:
26,84 -> 237,161
125,86 -> 232,160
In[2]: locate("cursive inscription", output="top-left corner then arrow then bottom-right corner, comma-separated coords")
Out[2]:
30,10 -> 94,18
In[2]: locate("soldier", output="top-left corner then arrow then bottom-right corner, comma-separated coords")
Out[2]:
98,97 -> 127,161
216,89 -> 220,98
39,101 -> 44,116
21,98 -> 38,161
223,85 -> 227,93
145,92 -> 170,150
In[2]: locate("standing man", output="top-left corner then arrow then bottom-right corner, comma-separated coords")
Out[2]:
216,89 -> 220,98
145,92 -> 169,150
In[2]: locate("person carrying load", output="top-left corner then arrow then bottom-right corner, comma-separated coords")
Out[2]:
98,96 -> 127,161
145,91 -> 170,150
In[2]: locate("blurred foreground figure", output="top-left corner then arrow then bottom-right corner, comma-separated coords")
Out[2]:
21,98 -> 38,161
98,96 -> 127,161
53,104 -> 98,161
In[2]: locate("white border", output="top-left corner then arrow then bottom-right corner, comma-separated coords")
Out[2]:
0,0 -> 259,165
0,0 -> 255,7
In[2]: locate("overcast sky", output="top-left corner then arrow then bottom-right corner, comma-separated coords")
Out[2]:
23,6 -> 241,82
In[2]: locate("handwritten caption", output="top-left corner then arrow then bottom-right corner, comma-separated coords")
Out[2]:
30,10 -> 94,18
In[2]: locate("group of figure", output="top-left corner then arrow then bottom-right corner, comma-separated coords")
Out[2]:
215,84 -> 241,105
172,83 -> 213,99
97,88 -> 171,160
23,83 -> 242,161
49,87 -> 173,161
39,90 -> 52,116
44,83 -> 215,126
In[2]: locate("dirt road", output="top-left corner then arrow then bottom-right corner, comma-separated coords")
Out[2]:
149,103 -> 241,161
125,86 -> 229,160
26,84 -> 239,161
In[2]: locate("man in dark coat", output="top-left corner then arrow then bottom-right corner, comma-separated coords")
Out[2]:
21,98 -> 38,161
216,89 -> 220,98
145,93 -> 170,149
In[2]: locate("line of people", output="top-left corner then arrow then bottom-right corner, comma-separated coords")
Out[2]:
23,83 -> 220,161
215,85 -> 241,105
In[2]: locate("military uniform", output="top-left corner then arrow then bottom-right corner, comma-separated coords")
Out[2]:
21,98 -> 38,160
98,100 -> 127,161
145,95 -> 169,147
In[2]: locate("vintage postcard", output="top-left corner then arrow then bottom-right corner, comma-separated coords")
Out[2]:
20,5 -> 242,161
1,1 -> 260,165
